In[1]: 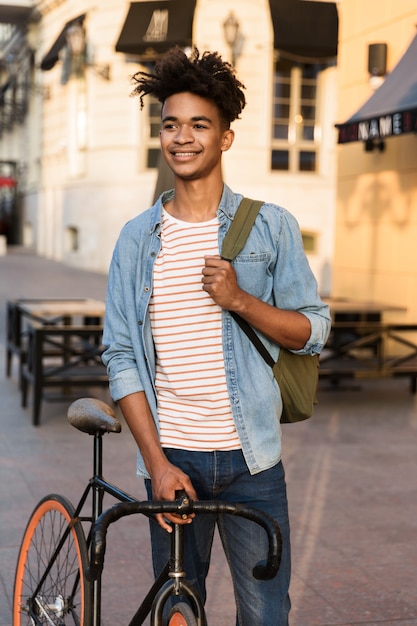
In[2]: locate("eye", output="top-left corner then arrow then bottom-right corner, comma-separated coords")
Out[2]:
162,121 -> 178,130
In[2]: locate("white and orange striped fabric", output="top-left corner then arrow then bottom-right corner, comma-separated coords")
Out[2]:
149,210 -> 241,451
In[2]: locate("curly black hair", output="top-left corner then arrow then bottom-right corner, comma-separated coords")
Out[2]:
131,47 -> 246,127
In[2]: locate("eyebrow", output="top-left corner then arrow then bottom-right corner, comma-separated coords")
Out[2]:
161,115 -> 213,124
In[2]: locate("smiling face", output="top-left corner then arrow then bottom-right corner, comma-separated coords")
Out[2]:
159,92 -> 234,182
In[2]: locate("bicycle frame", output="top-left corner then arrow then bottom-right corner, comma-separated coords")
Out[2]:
68,428 -> 205,626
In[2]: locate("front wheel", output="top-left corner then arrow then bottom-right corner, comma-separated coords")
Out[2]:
13,494 -> 91,625
167,601 -> 198,626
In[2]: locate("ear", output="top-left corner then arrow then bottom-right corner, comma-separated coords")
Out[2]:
221,129 -> 234,152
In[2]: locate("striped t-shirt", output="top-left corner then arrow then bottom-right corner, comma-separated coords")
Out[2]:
149,209 -> 241,451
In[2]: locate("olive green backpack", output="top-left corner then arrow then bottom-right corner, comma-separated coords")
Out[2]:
221,197 -> 319,423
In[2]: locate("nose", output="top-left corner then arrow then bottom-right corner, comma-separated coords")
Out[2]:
174,124 -> 194,144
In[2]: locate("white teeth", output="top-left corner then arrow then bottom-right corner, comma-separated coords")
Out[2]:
174,152 -> 197,157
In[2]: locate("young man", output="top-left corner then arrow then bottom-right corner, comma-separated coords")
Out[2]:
102,47 -> 331,625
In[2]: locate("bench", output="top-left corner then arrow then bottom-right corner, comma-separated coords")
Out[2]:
319,321 -> 417,393
21,322 -> 109,426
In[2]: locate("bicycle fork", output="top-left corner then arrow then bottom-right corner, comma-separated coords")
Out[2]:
150,523 -> 207,626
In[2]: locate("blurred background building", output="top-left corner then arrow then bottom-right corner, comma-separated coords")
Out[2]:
1,0 -> 417,321
0,0 -> 338,294
335,0 -> 417,321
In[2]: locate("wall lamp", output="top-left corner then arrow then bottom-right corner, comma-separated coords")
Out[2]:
364,138 -> 385,153
66,23 -> 111,81
368,43 -> 387,90
223,12 -> 241,67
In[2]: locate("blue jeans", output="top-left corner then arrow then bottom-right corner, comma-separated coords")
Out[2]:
145,449 -> 291,626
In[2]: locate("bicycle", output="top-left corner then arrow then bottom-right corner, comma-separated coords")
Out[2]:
13,397 -> 282,626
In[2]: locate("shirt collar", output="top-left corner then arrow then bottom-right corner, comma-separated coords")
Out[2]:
150,184 -> 241,229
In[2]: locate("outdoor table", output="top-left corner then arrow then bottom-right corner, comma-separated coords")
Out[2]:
319,298 -> 417,391
320,319 -> 417,393
21,320 -> 108,426
6,298 -> 106,385
322,297 -> 407,322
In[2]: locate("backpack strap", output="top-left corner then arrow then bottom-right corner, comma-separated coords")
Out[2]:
221,198 -> 263,262
220,197 -> 275,368
229,309 -> 275,367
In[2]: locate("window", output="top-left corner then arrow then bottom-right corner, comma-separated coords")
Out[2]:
65,226 -> 79,252
146,95 -> 162,168
301,232 -> 317,254
67,79 -> 87,177
23,221 -> 33,247
271,57 -> 321,173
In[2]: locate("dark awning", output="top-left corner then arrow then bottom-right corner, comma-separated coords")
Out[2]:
336,33 -> 417,144
0,2 -> 37,25
115,0 -> 196,59
40,14 -> 85,71
269,0 -> 338,62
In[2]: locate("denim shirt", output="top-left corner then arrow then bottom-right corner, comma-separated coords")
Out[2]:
102,184 -> 331,477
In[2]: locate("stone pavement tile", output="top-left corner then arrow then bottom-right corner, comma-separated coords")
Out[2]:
282,379 -> 417,626
359,623 -> 417,626
304,548 -> 416,620
289,574 -> 345,625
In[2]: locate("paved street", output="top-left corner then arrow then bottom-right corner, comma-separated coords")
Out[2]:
1,247 -> 417,625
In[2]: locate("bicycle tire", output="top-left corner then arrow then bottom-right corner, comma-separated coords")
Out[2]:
167,601 -> 198,626
13,494 -> 91,626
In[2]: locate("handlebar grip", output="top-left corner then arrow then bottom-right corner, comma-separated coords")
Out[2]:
252,558 -> 281,581
191,500 -> 282,580
249,510 -> 282,581
86,501 -> 140,581
86,538 -> 105,582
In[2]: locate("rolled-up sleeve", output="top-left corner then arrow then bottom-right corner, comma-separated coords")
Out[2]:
296,308 -> 331,355
102,239 -> 145,401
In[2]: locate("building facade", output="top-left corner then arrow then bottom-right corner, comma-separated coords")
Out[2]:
334,0 -> 417,321
0,0 -> 338,295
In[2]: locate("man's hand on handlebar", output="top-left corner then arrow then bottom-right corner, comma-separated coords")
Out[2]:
150,461 -> 198,532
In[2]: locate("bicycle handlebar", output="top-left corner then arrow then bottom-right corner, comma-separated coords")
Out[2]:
87,494 -> 282,582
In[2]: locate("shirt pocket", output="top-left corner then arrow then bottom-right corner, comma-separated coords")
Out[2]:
233,252 -> 272,299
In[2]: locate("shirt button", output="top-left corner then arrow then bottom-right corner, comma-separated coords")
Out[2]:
144,286 -> 150,292
138,320 -> 143,325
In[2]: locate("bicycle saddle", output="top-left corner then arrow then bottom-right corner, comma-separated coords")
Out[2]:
67,397 -> 122,435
